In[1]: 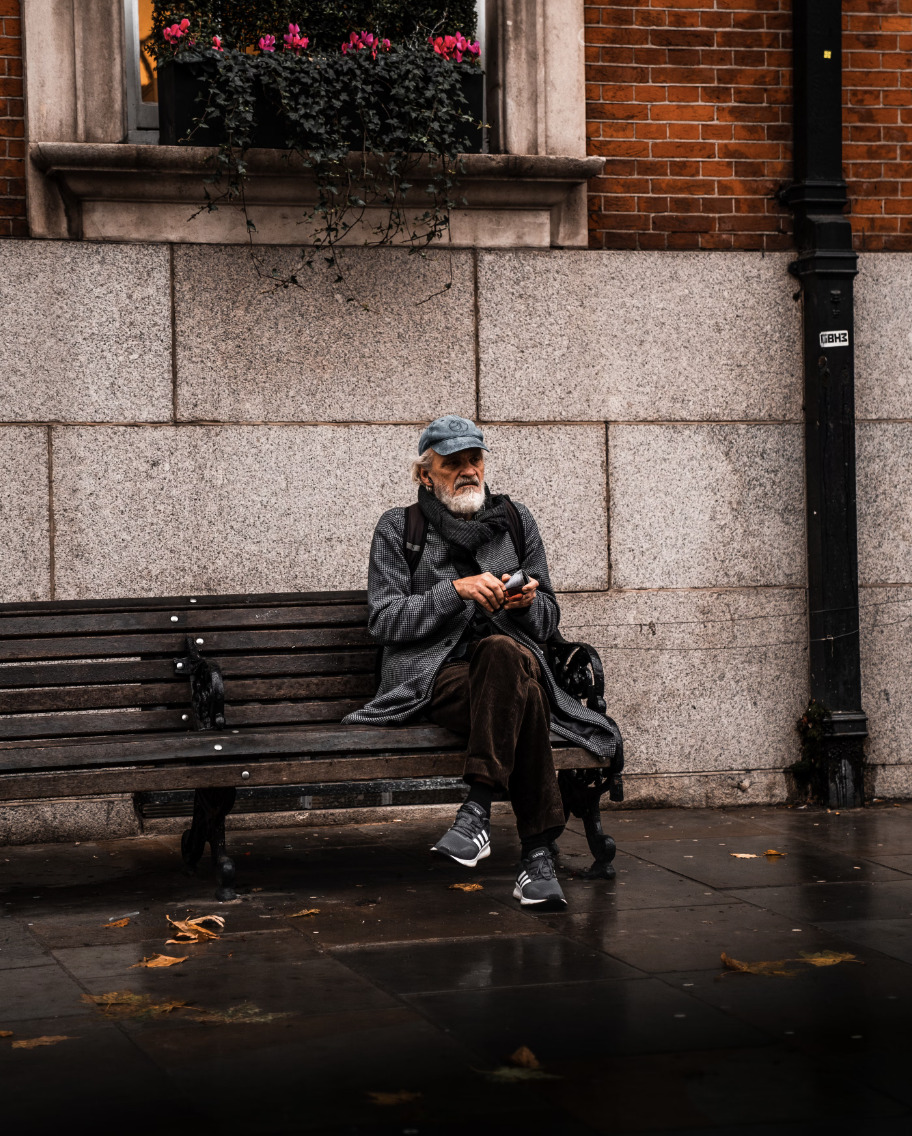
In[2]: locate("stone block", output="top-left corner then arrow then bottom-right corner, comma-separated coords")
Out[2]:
51,423 -> 605,598
477,250 -> 801,422
857,423 -> 912,585
173,247 -> 476,422
861,585 -> 912,770
0,241 -> 171,422
609,424 -> 805,589
558,588 -> 807,777
0,796 -> 139,846
855,253 -> 912,420
0,428 -> 50,603
620,770 -> 786,809
484,424 -> 608,591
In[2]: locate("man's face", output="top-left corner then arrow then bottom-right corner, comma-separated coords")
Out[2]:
420,448 -> 486,515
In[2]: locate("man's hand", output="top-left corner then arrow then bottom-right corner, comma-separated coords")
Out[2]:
453,573 -> 507,613
502,574 -> 539,611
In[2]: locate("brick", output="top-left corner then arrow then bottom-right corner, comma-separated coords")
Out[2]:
657,103 -> 716,121
651,141 -> 716,159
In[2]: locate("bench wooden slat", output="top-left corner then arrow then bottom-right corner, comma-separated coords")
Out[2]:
0,604 -> 369,638
0,673 -> 374,716
0,626 -> 374,661
0,698 -> 367,740
0,650 -> 377,689
0,724 -> 462,771
0,590 -> 368,616
0,745 -> 595,801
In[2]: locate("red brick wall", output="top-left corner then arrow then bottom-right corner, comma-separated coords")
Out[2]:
844,1 -> 912,252
586,1 -> 912,253
0,0 -> 25,239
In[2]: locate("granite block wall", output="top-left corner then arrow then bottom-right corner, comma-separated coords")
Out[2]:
0,242 -> 908,833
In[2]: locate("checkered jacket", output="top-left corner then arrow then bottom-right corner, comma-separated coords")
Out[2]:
342,499 -> 620,762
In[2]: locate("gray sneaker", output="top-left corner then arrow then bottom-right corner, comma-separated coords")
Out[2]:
513,847 -> 567,910
431,801 -> 491,867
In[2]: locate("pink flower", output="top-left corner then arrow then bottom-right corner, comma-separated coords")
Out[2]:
283,23 -> 309,53
163,18 -> 192,46
212,35 -> 223,51
429,32 -> 480,62
342,31 -> 389,58
258,34 -> 276,52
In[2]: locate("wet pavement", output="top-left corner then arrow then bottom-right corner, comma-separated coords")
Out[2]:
2,802 -> 911,1135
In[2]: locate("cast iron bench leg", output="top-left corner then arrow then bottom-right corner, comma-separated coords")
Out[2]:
557,768 -> 618,880
181,786 -> 237,901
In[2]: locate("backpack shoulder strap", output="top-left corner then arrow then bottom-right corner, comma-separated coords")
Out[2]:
403,502 -> 428,575
504,499 -> 526,565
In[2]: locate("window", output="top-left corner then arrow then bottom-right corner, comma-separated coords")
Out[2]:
124,0 -> 158,141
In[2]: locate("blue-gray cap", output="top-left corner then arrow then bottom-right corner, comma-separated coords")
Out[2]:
418,415 -> 489,457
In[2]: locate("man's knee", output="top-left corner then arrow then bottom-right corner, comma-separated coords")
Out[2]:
473,635 -> 536,675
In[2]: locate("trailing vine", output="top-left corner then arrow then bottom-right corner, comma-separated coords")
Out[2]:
150,3 -> 483,296
790,697 -> 832,801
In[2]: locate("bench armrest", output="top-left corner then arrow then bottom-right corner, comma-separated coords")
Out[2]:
174,635 -> 226,730
546,632 -> 607,716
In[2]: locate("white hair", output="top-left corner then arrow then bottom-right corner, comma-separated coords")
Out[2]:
410,448 -> 436,485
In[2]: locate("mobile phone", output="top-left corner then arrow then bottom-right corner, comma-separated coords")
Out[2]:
504,569 -> 529,597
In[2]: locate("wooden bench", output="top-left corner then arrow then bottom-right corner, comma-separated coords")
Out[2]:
0,591 -> 623,899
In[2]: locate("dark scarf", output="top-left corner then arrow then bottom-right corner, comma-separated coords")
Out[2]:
418,484 -> 512,559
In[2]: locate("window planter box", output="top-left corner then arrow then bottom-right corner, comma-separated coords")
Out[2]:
157,59 -> 485,153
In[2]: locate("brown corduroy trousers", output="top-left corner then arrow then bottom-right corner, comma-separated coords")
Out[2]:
427,634 -> 565,838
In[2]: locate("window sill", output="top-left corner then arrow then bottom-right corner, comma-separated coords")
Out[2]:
28,143 -> 604,248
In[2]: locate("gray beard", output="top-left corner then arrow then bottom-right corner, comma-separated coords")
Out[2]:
434,480 -> 485,517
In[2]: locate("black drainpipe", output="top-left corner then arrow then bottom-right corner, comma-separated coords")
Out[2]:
781,0 -> 866,807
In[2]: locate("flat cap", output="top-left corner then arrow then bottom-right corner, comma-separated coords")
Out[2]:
418,415 -> 489,457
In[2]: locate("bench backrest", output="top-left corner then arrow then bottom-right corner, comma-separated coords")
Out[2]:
0,591 -> 375,745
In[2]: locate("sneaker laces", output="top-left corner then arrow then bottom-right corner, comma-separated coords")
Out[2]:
452,804 -> 487,838
524,851 -> 556,881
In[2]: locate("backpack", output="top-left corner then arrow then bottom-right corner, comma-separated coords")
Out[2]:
402,499 -> 526,576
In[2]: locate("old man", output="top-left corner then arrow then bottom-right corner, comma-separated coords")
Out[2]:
343,415 -> 620,910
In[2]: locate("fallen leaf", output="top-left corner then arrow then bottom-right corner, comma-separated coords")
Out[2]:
764,849 -> 787,857
480,1066 -> 561,1083
509,1046 -> 540,1069
130,954 -> 188,969
367,1091 -> 422,1106
0,1030 -> 13,1038
721,952 -> 797,977
165,913 -> 225,944
288,908 -> 320,918
83,992 -> 189,1020
729,853 -> 757,859
449,883 -> 483,892
12,1036 -> 71,1049
104,917 -> 130,929
800,950 -> 860,968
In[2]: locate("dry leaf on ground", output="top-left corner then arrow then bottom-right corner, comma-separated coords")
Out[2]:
104,917 -> 130,929
721,952 -> 797,977
481,1066 -> 561,1083
449,883 -> 483,893
83,992 -> 189,1019
165,914 -> 225,944
800,950 -> 860,967
367,1091 -> 422,1106
130,954 -> 188,969
185,1002 -> 290,1025
729,853 -> 757,859
764,850 -> 787,857
288,908 -> 320,918
509,1046 -> 541,1069
11,1036 -> 71,1049
0,1030 -> 13,1038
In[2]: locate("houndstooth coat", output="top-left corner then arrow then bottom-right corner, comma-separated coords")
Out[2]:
342,499 -> 621,763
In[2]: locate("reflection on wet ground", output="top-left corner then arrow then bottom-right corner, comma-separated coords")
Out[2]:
1,803 -> 911,1134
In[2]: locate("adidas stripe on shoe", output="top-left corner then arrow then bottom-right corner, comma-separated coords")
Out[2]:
431,801 -> 491,868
